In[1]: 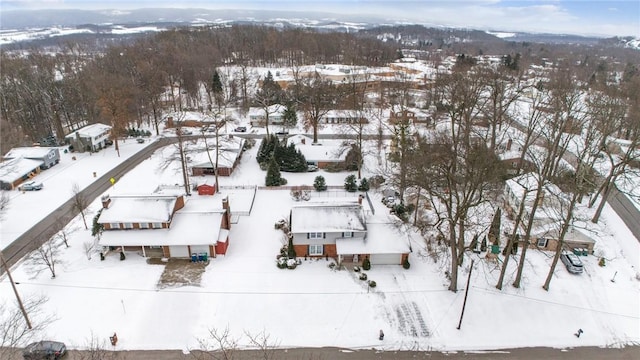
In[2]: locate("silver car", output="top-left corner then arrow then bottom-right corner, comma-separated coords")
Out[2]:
561,253 -> 584,274
19,181 -> 43,191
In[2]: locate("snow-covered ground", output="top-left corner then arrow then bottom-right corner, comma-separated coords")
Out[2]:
1,124 -> 639,353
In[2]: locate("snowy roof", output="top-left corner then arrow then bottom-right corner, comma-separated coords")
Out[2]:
336,222 -> 411,254
0,157 -> 43,182
98,195 -> 179,223
65,123 -> 111,138
532,226 -> 596,244
321,110 -> 363,118
291,204 -> 366,233
248,104 -> 286,117
4,147 -> 57,159
188,137 -> 244,169
505,172 -> 563,203
288,135 -> 347,162
99,212 -> 225,247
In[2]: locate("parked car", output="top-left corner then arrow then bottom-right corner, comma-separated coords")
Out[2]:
560,253 -> 584,274
276,130 -> 289,135
307,164 -> 319,172
104,139 -> 114,146
23,340 -> 67,359
136,137 -> 145,144
234,126 -> 247,132
19,181 -> 43,191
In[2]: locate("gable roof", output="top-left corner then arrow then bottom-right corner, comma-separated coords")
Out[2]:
98,195 -> 178,224
336,221 -> 411,254
0,158 -> 43,183
287,135 -> 348,163
189,137 -> 245,169
4,147 -> 57,159
291,204 -> 366,233
65,123 -> 111,139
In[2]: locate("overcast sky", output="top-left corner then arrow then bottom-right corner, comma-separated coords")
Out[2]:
1,0 -> 639,37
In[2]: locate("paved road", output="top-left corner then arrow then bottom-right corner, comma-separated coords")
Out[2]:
2,345 -> 639,359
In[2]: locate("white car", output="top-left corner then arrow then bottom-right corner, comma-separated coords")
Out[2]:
560,253 -> 584,274
19,181 -> 43,191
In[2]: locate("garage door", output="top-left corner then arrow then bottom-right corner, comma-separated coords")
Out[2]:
190,245 -> 210,256
168,246 -> 189,258
370,253 -> 402,265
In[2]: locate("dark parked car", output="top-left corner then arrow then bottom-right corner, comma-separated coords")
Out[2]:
560,253 -> 584,274
23,341 -> 67,359
234,126 -> 247,132
104,139 -> 114,146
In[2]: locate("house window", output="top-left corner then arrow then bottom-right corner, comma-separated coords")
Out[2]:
343,232 -> 353,238
308,232 -> 324,239
139,222 -> 149,229
152,222 -> 163,229
108,223 -> 120,230
123,223 -> 133,229
537,238 -> 548,247
309,244 -> 323,256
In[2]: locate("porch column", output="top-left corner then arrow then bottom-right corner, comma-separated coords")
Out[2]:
141,246 -> 146,258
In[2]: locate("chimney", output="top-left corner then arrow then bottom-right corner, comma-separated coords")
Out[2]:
301,137 -> 305,145
222,197 -> 231,230
167,116 -> 174,128
358,194 -> 364,205
506,138 -> 513,151
101,195 -> 111,209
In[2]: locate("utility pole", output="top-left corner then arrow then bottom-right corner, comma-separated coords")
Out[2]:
456,259 -> 474,330
0,250 -> 32,329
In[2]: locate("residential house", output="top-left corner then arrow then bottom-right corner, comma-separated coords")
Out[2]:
0,157 -> 43,190
320,110 -> 368,124
504,172 -> 567,229
97,194 -> 232,259
248,104 -> 286,127
288,135 -> 348,169
289,200 -> 410,265
165,111 -> 224,129
531,226 -> 596,254
3,147 -> 60,170
189,135 -> 245,177
496,138 -> 536,176
388,107 -> 432,127
65,123 -> 112,152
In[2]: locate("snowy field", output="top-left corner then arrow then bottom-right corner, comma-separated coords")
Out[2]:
1,129 -> 639,353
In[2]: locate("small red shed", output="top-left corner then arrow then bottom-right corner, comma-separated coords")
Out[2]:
197,183 -> 216,195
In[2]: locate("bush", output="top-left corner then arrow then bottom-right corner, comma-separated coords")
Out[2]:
359,273 -> 368,281
344,174 -> 358,192
599,257 -> 606,267
362,256 -> 371,270
402,257 -> 411,269
314,176 -> 327,191
353,266 -> 361,272
368,280 -> 377,288
276,257 -> 288,269
358,177 -> 370,192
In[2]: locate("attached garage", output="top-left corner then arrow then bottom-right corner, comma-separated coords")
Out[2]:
168,246 -> 190,258
370,253 -> 403,265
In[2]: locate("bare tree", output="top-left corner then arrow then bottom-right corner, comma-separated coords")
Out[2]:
71,183 -> 90,230
193,327 -> 238,360
53,218 -> 78,248
254,71 -> 283,137
244,330 -> 280,360
76,332 -> 120,360
0,295 -> 53,359
28,237 -> 64,279
297,72 -> 336,144
158,113 -> 194,196
0,191 -> 9,221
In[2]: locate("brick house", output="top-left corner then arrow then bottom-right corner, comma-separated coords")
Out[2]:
98,194 -> 232,259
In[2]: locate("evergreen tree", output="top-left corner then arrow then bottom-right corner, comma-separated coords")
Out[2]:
212,70 -> 223,95
344,174 -> 358,192
91,209 -> 104,238
257,134 -> 278,165
358,178 -> 370,192
283,103 -> 298,128
287,235 -> 296,259
265,157 -> 284,186
480,236 -> 487,252
314,175 -> 327,191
